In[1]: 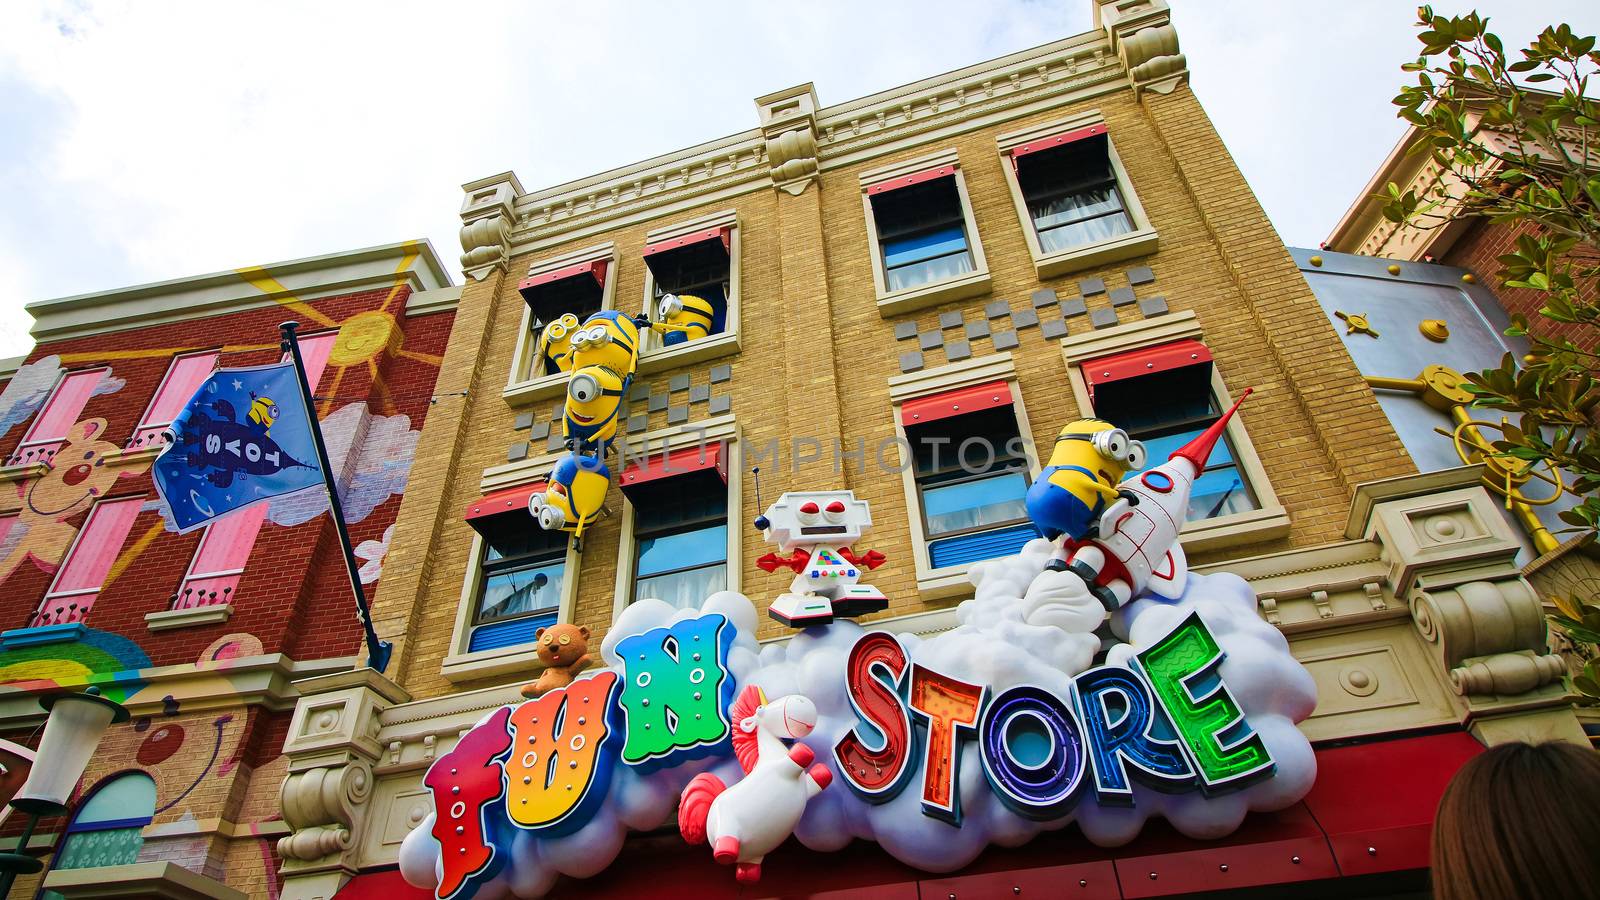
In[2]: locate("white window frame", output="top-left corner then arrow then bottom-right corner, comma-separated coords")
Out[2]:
9,367 -> 111,469
1058,310 -> 1289,552
610,416 -> 742,625
997,110 -> 1159,279
127,349 -> 219,456
503,241 -> 619,406
442,489 -> 584,684
636,209 -> 743,374
888,352 -> 1042,601
860,148 -> 992,318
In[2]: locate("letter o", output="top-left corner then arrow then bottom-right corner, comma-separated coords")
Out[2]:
979,685 -> 1086,819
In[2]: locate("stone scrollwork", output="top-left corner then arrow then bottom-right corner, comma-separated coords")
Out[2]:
755,83 -> 821,195
765,127 -> 819,195
1096,0 -> 1189,96
1411,578 -> 1566,696
459,214 -> 511,281
278,760 -> 373,862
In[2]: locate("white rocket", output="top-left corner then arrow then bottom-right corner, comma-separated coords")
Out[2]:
1052,388 -> 1252,611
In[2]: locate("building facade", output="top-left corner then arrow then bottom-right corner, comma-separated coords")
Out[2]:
279,2 -> 1587,898
0,241 -> 456,898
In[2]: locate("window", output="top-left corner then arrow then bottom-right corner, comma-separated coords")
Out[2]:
6,368 -> 108,468
291,331 -> 338,392
40,772 -> 156,899
466,502 -> 567,654
904,396 -> 1037,570
172,504 -> 267,610
509,244 -> 616,387
860,151 -> 991,316
1013,127 -> 1133,254
998,115 -> 1158,278
626,470 -> 728,610
1083,340 -> 1260,524
130,351 -> 218,451
643,227 -> 731,351
30,496 -> 144,628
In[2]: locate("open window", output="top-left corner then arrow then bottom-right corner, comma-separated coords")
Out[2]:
620,445 -> 729,610
6,368 -> 109,468
644,227 -> 730,349
463,483 -> 569,653
861,151 -> 991,315
507,244 -> 617,394
130,350 -> 218,452
998,115 -> 1158,278
29,496 -> 144,628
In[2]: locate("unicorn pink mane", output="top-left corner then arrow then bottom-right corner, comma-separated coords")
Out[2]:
728,683 -> 766,774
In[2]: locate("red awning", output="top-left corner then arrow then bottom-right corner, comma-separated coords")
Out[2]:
619,444 -> 725,492
1083,339 -> 1212,405
518,259 -> 608,295
464,482 -> 547,525
644,226 -> 731,259
332,869 -> 432,899
865,164 -> 957,196
1009,123 -> 1108,168
899,381 -> 1012,427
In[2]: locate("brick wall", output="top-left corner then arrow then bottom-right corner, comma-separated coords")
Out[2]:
1442,216 -> 1598,348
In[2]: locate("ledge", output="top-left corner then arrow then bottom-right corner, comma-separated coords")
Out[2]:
0,462 -> 47,488
441,645 -> 545,685
101,445 -> 163,468
637,330 -> 741,375
145,604 -> 233,632
502,370 -> 569,407
1033,227 -> 1158,280
876,269 -> 992,318
42,861 -> 246,900
1181,504 -> 1292,554
0,623 -> 86,649
915,568 -> 979,603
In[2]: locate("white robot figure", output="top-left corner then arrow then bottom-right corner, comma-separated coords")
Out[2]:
1047,389 -> 1251,611
755,490 -> 888,627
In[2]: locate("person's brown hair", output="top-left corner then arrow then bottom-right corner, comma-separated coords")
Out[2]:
1432,740 -> 1600,900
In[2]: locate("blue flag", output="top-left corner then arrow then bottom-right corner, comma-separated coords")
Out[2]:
153,361 -> 324,533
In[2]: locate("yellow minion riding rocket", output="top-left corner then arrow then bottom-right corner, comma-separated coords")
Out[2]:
536,313 -> 581,374
1025,419 -> 1147,542
651,293 -> 716,346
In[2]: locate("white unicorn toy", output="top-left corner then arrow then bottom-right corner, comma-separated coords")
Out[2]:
677,684 -> 833,883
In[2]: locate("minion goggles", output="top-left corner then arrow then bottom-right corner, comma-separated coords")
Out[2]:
1056,427 -> 1148,467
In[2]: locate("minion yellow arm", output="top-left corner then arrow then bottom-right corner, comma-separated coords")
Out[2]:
1047,467 -> 1123,502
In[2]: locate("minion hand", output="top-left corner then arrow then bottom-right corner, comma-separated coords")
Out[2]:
1118,488 -> 1140,507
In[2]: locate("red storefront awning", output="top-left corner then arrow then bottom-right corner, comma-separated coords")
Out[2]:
1083,339 -> 1212,405
644,226 -> 730,259
619,444 -> 725,496
865,164 -> 956,196
899,381 -> 1012,427
340,731 -> 1483,899
463,481 -> 546,530
1009,123 -> 1109,168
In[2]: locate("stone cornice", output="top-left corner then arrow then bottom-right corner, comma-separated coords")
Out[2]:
488,30 -> 1123,257
24,240 -> 454,344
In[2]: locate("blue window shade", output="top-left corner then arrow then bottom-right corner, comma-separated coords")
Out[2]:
929,523 -> 1039,569
882,225 -> 968,268
469,610 -> 559,653
923,472 -> 1028,537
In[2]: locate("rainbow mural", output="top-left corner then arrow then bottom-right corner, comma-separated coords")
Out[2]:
0,627 -> 152,703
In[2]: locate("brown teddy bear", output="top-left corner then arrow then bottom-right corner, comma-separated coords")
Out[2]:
519,623 -> 594,698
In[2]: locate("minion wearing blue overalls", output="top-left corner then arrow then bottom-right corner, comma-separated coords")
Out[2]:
1025,419 -> 1147,542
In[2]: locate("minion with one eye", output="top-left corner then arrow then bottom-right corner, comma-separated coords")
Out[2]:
562,364 -> 626,453
528,452 -> 611,545
569,310 -> 644,378
651,293 -> 716,347
246,394 -> 279,433
1025,419 -> 1147,543
536,313 -> 581,374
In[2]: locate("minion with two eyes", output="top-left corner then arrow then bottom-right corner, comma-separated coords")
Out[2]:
536,313 -> 581,374
1025,419 -> 1147,544
528,452 -> 611,547
650,293 -> 716,346
569,309 -> 644,378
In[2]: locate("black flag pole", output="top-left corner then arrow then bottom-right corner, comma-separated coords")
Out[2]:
280,321 -> 393,674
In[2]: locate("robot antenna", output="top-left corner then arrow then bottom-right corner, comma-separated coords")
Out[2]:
752,467 -> 770,531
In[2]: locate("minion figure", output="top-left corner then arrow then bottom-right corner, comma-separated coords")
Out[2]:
562,364 -> 626,453
528,452 -> 611,546
246,394 -> 279,434
536,313 -> 581,374
1025,419 -> 1147,542
651,293 -> 716,347
569,309 -> 644,378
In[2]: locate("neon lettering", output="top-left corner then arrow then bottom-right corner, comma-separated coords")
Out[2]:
907,664 -> 986,824
980,684 -> 1086,819
614,613 -> 736,769
1073,665 -> 1196,805
503,671 -> 621,833
834,632 -> 913,800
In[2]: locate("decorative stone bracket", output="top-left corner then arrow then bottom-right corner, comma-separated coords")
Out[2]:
1096,0 -> 1188,97
459,173 -> 524,281
1411,576 -> 1566,696
277,669 -> 412,900
755,83 -> 821,195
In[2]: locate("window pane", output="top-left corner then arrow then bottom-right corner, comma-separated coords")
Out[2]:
1187,465 -> 1255,521
1137,428 -> 1236,469
1038,212 -> 1133,253
923,471 -> 1029,536
1031,185 -> 1124,230
636,563 -> 726,610
482,518 -> 567,564
637,524 -> 727,578
886,250 -> 974,292
476,558 -> 564,624
883,225 -> 968,268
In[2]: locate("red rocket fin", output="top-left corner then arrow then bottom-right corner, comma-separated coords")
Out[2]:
1169,387 -> 1252,471
1148,542 -> 1189,600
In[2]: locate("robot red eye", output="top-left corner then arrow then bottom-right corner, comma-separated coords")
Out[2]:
800,501 -> 819,514
825,500 -> 846,514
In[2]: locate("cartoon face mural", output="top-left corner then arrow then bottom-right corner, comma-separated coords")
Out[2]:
1,418 -> 150,584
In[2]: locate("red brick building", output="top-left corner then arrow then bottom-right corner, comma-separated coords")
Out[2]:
0,241 -> 457,898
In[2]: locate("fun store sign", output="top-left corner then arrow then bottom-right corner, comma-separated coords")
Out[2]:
401,559 -> 1317,899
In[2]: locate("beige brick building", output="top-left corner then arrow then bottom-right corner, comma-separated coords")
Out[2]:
277,3 -> 1588,897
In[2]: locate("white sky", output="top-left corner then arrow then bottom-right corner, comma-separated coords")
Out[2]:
0,0 -> 1593,358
